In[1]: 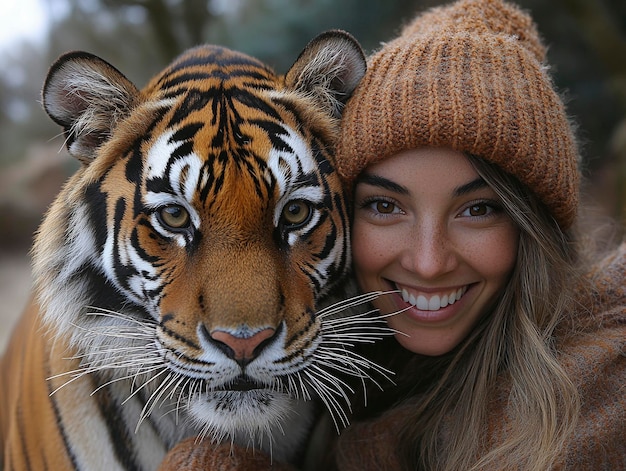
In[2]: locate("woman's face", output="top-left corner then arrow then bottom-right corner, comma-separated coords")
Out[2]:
352,148 -> 519,356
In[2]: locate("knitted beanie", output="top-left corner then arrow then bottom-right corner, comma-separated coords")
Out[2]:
336,0 -> 580,229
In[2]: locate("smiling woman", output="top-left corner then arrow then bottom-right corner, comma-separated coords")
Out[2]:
328,0 -> 626,470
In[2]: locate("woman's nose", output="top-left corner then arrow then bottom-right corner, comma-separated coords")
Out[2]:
399,222 -> 457,279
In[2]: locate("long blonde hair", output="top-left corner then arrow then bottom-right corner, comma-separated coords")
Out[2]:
363,155 -> 584,470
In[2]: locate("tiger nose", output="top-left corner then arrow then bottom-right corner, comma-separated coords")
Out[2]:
209,327 -> 277,364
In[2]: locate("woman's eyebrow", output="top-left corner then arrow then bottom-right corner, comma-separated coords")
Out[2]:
355,173 -> 410,195
453,177 -> 488,197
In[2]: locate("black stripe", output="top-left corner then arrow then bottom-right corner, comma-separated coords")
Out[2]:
111,198 -> 141,295
72,263 -> 139,315
92,379 -> 141,471
159,323 -> 201,350
158,71 -> 214,91
130,224 -> 161,264
44,360 -> 80,470
295,171 -> 321,189
233,89 -> 282,120
126,107 -> 166,188
249,119 -> 293,153
198,158 -> 217,206
303,262 -> 323,295
125,139 -> 145,185
84,183 -> 108,252
168,46 -> 271,74
159,69 -> 273,93
16,402 -> 33,471
309,137 -> 334,174
146,175 -> 173,194
169,121 -> 203,143
169,92 -> 211,127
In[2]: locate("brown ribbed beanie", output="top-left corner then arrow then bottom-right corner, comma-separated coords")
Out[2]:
337,0 -> 580,229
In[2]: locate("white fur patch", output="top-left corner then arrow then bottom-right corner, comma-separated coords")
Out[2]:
144,129 -> 202,247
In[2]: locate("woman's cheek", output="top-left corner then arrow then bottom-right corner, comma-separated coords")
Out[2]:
352,223 -> 387,272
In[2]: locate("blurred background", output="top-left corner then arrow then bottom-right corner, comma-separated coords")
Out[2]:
1,0 -> 625,349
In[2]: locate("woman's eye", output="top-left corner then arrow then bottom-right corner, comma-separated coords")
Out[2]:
281,200 -> 312,228
461,202 -> 495,218
158,205 -> 191,230
374,200 -> 397,214
469,204 -> 487,216
358,197 -> 402,217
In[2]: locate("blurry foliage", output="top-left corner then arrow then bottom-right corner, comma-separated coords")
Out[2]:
0,0 -> 624,225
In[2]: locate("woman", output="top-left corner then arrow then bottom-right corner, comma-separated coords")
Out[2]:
332,0 -> 626,469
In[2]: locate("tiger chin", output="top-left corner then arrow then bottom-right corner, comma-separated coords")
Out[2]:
0,32 -> 388,470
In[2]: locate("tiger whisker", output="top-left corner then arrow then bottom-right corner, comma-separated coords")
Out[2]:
310,363 -> 355,399
48,370 -> 90,396
84,306 -> 158,326
302,370 -> 350,430
62,344 -> 154,361
69,321 -> 154,341
48,352 -> 164,397
321,309 -> 395,326
134,371 -> 182,433
283,371 -> 311,402
48,360 -> 149,393
90,364 -> 165,397
171,376 -> 194,424
317,290 -> 399,318
314,352 -> 390,382
136,372 -> 180,431
158,386 -> 194,426
122,366 -> 169,406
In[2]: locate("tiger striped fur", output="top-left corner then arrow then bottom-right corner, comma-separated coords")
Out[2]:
0,31 -> 389,470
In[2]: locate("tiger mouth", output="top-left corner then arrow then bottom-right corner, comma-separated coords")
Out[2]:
161,348 -> 284,393
219,375 -> 267,392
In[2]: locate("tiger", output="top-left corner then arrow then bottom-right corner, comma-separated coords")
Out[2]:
0,31 -> 389,470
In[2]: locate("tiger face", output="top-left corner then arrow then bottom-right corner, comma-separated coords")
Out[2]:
32,32 -> 383,462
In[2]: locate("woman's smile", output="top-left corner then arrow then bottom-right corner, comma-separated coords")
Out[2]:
396,283 -> 469,312
385,280 -> 474,325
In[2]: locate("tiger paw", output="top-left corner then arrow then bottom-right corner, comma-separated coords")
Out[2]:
158,438 -> 296,471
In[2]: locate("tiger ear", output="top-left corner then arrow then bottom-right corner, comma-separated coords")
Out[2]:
285,30 -> 366,118
42,51 -> 140,164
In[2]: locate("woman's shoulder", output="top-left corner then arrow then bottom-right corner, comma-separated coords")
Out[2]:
556,240 -> 625,379
554,241 -> 626,468
582,240 -> 626,325
586,241 -> 626,301
564,240 -> 626,332
555,240 -> 625,376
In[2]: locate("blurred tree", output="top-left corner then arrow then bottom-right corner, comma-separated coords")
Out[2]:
96,0 -> 212,62
555,0 -> 626,222
0,74 -> 8,127
0,42 -> 58,165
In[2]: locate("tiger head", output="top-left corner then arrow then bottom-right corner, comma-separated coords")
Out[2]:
34,32 -> 383,460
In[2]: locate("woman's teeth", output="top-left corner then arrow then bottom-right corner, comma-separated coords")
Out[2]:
400,286 -> 468,311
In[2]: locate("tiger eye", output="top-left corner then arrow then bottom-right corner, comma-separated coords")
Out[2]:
159,205 -> 190,230
282,200 -> 311,227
